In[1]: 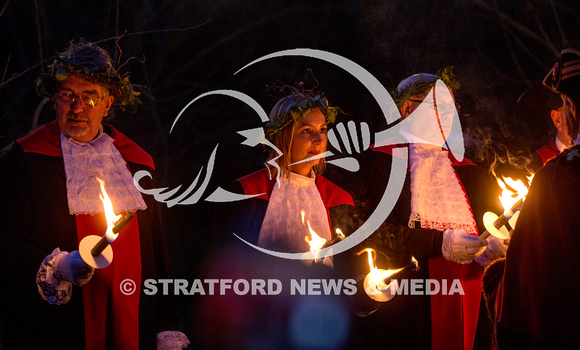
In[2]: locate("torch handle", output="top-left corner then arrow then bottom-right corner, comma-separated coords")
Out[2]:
91,235 -> 110,256
479,231 -> 491,240
493,214 -> 510,229
113,212 -> 135,233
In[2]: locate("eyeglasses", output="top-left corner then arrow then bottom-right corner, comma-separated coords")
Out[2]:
409,99 -> 461,113
55,91 -> 106,108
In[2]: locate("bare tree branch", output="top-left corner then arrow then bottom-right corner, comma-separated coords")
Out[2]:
2,53 -> 10,83
33,0 -> 45,73
532,4 -> 558,54
0,20 -> 211,90
550,0 -> 568,47
0,0 -> 10,17
470,0 -> 560,56
92,20 -> 211,47
492,0 -> 531,86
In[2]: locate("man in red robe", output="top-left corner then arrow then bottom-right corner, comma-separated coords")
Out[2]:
0,41 -> 187,349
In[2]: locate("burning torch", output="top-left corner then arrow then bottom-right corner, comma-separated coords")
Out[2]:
479,175 -> 532,241
79,178 -> 135,269
358,248 -> 418,302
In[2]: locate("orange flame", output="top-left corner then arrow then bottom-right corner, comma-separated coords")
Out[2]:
300,210 -> 327,261
496,175 -> 533,212
411,256 -> 420,271
335,228 -> 345,240
358,248 -> 404,291
96,177 -> 122,242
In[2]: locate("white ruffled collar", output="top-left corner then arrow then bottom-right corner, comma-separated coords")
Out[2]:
60,130 -> 146,215
258,169 -> 330,253
408,144 -> 477,233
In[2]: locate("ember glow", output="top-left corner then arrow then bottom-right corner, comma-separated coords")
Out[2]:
301,209 -> 327,261
411,256 -> 420,271
335,228 -> 345,240
96,177 -> 122,242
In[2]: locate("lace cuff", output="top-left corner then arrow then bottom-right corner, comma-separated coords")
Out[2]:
36,248 -> 73,305
441,230 -> 472,265
475,251 -> 492,267
157,331 -> 190,350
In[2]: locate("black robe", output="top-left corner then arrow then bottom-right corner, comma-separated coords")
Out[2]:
0,120 -> 176,349
498,145 -> 580,348
325,147 -> 502,350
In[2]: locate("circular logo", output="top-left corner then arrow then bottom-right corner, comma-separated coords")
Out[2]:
120,279 -> 137,295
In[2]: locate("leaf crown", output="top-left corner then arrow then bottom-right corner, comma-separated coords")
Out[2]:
393,66 -> 460,108
264,82 -> 345,141
35,40 -> 141,112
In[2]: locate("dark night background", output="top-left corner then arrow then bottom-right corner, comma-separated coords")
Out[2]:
1,0 -> 579,348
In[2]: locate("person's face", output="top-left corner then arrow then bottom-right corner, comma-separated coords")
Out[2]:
401,87 -> 457,147
54,76 -> 114,143
562,94 -> 580,143
289,108 -> 328,176
551,104 -> 572,147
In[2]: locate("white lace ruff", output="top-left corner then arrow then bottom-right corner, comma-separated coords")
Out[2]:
408,144 -> 477,234
61,132 -> 147,215
258,171 -> 331,253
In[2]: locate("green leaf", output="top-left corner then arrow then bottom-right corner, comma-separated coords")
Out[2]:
55,68 -> 68,81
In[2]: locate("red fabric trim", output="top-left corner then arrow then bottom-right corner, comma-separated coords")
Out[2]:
110,127 -> 155,170
76,214 -> 141,350
236,169 -> 354,234
429,257 -> 482,350
236,169 -> 354,207
536,139 -> 560,164
236,169 -> 275,200
374,143 -> 481,349
371,144 -> 476,167
315,175 -> 355,208
18,120 -> 147,349
370,143 -> 408,159
17,120 -> 62,157
17,120 -> 155,169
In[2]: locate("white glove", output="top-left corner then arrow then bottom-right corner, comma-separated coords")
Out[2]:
54,250 -> 95,286
476,235 -> 509,267
442,228 -> 488,264
157,331 -> 190,350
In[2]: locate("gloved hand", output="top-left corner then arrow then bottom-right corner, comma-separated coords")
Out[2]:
476,235 -> 509,267
54,250 -> 95,286
442,228 -> 488,264
157,331 -> 190,350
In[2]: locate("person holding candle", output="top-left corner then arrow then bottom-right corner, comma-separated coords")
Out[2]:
343,68 -> 505,350
199,88 -> 356,349
0,41 -> 187,349
494,48 -> 580,349
229,88 -> 355,255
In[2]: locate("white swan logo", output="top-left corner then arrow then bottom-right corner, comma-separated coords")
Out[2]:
134,48 -> 464,260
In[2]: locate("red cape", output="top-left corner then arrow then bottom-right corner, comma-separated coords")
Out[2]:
18,119 -> 154,170
372,143 -> 481,350
535,138 -> 560,164
17,120 -> 150,349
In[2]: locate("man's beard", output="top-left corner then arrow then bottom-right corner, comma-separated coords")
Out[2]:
63,114 -> 91,139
